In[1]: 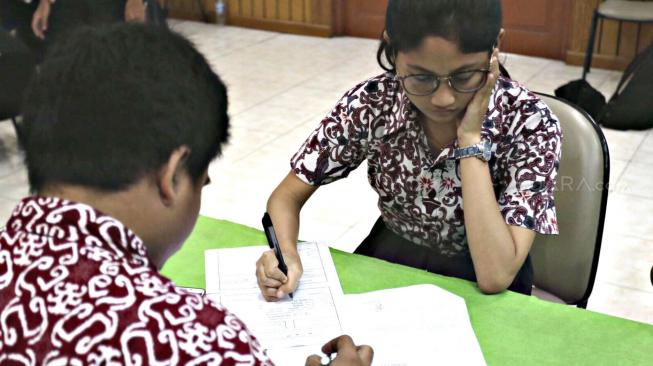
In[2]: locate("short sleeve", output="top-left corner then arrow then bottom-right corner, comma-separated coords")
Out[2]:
290,81 -> 376,186
497,98 -> 562,235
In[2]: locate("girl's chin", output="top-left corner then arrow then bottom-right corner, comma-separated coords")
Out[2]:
423,111 -> 461,126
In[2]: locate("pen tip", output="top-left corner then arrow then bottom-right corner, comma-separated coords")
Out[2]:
289,293 -> 294,299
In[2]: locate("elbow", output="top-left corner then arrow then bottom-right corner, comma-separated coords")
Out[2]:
476,274 -> 512,295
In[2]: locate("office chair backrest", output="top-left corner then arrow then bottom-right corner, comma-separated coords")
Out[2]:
530,93 -> 610,308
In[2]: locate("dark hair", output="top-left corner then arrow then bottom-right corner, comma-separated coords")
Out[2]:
21,23 -> 229,192
377,0 -> 502,72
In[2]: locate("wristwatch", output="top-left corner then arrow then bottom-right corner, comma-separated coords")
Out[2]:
454,139 -> 492,162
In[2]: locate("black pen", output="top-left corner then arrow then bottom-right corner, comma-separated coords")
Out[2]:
262,212 -> 294,299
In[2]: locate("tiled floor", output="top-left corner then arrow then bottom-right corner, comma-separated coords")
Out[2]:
0,21 -> 651,324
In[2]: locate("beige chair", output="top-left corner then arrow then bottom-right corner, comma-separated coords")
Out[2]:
583,0 -> 653,79
530,93 -> 610,308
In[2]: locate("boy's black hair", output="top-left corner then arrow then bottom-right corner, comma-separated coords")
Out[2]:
21,23 -> 229,192
377,0 -> 502,72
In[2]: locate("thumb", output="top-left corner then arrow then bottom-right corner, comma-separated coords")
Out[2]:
304,355 -> 322,366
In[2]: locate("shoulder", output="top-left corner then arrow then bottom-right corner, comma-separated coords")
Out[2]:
491,76 -> 561,135
118,269 -> 271,362
338,72 -> 400,112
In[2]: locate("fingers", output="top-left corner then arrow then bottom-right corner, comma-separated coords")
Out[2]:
277,260 -> 301,297
31,1 -> 50,40
481,49 -> 500,98
357,345 -> 374,364
319,335 -> 374,366
322,335 -> 356,355
256,250 -> 290,301
304,355 -> 322,366
32,15 -> 44,39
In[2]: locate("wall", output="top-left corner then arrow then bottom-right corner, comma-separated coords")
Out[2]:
226,0 -> 336,37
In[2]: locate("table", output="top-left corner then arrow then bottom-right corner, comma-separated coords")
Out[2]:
162,216 -> 653,365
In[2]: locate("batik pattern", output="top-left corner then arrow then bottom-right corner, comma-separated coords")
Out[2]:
292,74 -> 561,257
0,197 -> 273,365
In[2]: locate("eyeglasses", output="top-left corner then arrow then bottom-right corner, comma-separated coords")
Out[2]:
396,66 -> 490,96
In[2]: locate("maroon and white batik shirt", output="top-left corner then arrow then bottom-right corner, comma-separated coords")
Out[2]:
292,74 -> 561,257
0,196 -> 273,365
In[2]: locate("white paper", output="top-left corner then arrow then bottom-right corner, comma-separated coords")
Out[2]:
205,243 -> 344,354
339,285 -> 486,365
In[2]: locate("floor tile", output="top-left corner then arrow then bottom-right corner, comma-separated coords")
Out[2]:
0,169 -> 29,201
603,193 -> 653,240
595,234 -> 653,293
588,281 -> 653,325
608,158 -> 628,192
601,128 -> 648,161
0,121 -> 22,180
0,196 -> 17,225
616,162 -> 653,198
502,53 -> 554,84
632,130 -> 653,165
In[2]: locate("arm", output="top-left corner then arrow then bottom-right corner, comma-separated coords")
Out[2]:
255,80 -> 373,301
31,0 -> 51,39
255,171 -> 317,301
457,48 -> 536,294
458,156 -> 535,293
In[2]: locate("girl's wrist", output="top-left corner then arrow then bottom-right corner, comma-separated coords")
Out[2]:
458,132 -> 482,148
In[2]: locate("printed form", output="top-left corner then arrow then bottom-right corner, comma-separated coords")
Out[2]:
204,243 -> 344,355
205,243 -> 486,365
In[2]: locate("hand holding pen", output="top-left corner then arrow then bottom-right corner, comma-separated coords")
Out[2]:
257,213 -> 303,301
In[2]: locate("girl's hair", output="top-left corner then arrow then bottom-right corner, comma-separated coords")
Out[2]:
377,0 -> 502,72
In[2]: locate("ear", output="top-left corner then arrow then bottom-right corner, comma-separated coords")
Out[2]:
496,28 -> 505,50
157,146 -> 191,207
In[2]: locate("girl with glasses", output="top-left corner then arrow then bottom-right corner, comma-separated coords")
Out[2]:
256,0 -> 562,300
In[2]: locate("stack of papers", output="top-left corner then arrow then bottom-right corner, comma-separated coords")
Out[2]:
204,243 -> 485,365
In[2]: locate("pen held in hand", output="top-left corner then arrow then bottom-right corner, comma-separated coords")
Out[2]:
262,212 -> 294,299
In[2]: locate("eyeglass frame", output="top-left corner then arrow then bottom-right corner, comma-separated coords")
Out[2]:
395,47 -> 496,96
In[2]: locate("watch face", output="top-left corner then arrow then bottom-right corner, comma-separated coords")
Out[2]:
482,149 -> 492,162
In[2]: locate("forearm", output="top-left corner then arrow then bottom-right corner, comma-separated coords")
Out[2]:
266,187 -> 303,256
459,157 -> 523,293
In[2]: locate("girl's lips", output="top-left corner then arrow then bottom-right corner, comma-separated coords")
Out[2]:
431,108 -> 457,116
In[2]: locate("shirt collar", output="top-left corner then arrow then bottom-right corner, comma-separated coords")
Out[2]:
5,196 -> 152,268
380,74 -> 420,139
392,85 -> 458,168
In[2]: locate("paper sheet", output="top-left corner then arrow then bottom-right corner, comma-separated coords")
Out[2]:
205,243 -> 344,352
339,285 -> 486,365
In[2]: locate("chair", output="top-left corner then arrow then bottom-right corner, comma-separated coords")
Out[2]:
529,93 -> 610,309
583,0 -> 653,79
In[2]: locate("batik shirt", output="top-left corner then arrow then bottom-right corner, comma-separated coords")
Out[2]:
0,196 -> 273,365
291,74 -> 561,257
